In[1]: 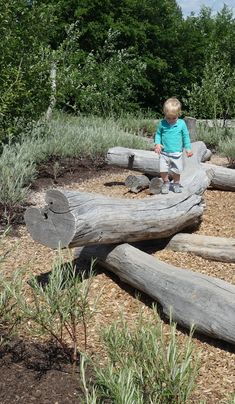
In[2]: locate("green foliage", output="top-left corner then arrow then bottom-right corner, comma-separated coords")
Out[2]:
116,112 -> 157,137
86,308 -> 199,403
0,0 -> 56,143
0,143 -> 36,222
219,133 -> 235,165
1,0 -> 235,135
0,241 -> 23,346
0,114 -> 149,219
56,28 -> 146,116
196,123 -> 233,149
17,252 -> 97,370
185,52 -> 235,119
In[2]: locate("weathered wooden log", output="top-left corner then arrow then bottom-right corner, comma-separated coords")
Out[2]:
107,142 -> 234,191
166,233 -> 235,263
125,174 -> 150,193
184,116 -> 197,142
203,163 -> 235,191
24,187 -> 207,249
75,243 -> 235,345
106,141 -> 210,175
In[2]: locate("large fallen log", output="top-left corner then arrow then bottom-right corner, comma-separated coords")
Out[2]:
106,142 -> 235,191
25,139 -> 212,249
166,233 -> 235,263
75,243 -> 235,345
24,189 -> 206,249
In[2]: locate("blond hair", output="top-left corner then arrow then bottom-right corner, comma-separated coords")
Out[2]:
163,98 -> 182,117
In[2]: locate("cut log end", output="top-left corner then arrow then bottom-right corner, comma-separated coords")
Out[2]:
125,174 -> 150,193
24,206 -> 75,249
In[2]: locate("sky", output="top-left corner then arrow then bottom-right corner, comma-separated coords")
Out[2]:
177,0 -> 235,17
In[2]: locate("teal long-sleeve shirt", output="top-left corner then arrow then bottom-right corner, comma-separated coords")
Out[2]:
154,118 -> 191,153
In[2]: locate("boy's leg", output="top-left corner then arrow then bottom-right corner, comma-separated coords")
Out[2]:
160,172 -> 170,194
170,155 -> 183,193
159,154 -> 170,194
172,173 -> 182,193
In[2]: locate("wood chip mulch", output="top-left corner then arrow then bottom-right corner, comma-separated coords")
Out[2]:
0,156 -> 234,403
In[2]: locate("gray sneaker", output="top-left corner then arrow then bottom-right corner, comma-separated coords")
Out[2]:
161,182 -> 170,194
173,183 -> 182,193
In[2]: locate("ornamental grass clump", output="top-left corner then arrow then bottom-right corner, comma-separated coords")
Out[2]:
17,252 -> 98,372
86,308 -> 199,403
219,134 -> 235,166
0,230 -> 23,346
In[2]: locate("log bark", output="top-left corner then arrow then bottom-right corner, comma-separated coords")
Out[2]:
107,142 -> 234,191
166,233 -> 235,263
75,243 -> 235,345
125,174 -> 150,193
24,189 -> 205,249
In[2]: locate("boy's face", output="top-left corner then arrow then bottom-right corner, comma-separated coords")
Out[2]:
165,114 -> 178,125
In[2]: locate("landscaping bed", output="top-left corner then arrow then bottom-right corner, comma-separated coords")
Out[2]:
0,156 -> 234,403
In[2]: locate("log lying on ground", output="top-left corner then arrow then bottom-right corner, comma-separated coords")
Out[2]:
166,233 -> 235,263
24,187 -> 206,249
106,141 -> 210,176
202,163 -> 235,191
107,141 -> 234,191
25,140 -> 212,250
75,243 -> 235,345
125,174 -> 150,193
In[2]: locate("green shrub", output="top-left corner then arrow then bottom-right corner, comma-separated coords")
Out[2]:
84,308 -> 199,403
17,251 -> 98,371
185,51 -> 235,120
196,123 -> 234,150
116,112 -> 157,137
0,233 -> 23,346
0,113 -> 149,219
219,135 -> 235,165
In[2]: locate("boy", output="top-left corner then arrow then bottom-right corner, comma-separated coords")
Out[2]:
154,97 -> 193,194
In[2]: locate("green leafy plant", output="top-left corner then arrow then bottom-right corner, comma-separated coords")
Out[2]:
219,134 -> 235,166
83,308 -> 199,403
18,252 -> 98,372
186,51 -> 235,121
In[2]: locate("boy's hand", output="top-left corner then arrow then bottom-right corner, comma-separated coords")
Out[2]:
186,150 -> 193,157
154,144 -> 162,154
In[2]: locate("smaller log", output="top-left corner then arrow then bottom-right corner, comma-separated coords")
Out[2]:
166,233 -> 235,263
149,177 -> 163,194
125,174 -> 150,193
184,116 -> 197,142
203,164 -> 235,191
201,149 -> 212,162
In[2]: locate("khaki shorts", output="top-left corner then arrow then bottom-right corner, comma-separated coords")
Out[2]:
159,152 -> 183,174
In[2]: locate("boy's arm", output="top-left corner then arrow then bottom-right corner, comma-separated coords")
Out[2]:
154,121 -> 162,145
182,121 -> 193,155
154,121 -> 163,153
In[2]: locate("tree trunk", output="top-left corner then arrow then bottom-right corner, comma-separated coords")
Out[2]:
75,243 -> 235,345
166,233 -> 235,263
24,187 -> 207,250
106,142 -> 234,191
